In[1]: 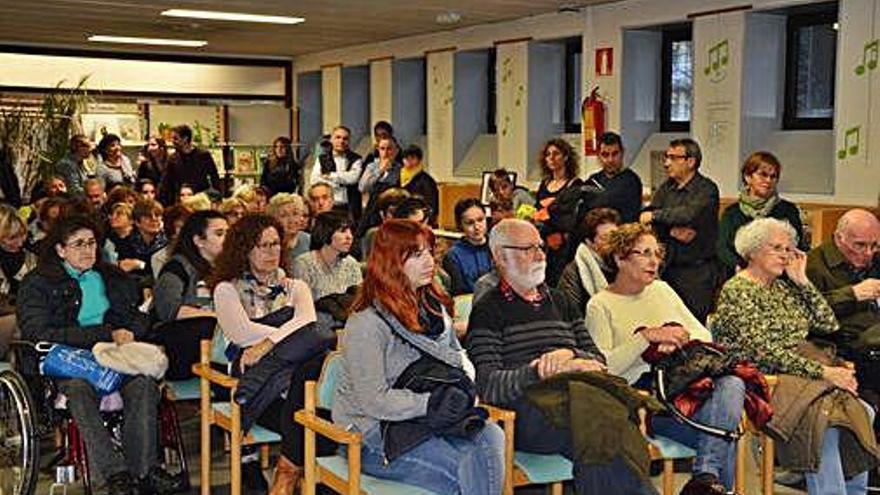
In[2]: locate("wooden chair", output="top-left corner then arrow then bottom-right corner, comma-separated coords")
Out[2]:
743,374 -> 778,495
191,339 -> 281,495
296,350 -> 695,495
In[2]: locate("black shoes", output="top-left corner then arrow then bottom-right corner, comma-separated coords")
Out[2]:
242,460 -> 269,494
679,473 -> 738,495
137,466 -> 187,495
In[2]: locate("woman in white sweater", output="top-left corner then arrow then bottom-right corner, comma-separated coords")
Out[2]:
585,223 -> 745,495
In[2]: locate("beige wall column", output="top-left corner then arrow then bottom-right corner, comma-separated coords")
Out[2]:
321,64 -> 342,133
369,57 -> 393,128
496,39 -> 530,177
426,48 -> 456,181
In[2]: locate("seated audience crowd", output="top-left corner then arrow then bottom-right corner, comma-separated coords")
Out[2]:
1,123 -> 877,495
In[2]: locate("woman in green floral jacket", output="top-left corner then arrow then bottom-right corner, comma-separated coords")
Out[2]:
712,217 -> 871,495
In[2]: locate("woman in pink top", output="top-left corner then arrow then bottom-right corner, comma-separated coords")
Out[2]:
210,214 -> 335,495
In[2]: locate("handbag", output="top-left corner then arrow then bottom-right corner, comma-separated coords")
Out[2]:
38,342 -> 124,395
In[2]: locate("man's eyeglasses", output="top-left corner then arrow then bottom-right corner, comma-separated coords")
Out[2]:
664,153 -> 689,162
850,240 -> 880,253
66,238 -> 97,250
629,247 -> 665,260
502,244 -> 545,257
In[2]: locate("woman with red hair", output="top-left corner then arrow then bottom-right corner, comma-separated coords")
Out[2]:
333,219 -> 505,494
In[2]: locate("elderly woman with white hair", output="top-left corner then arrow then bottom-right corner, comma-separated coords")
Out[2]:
712,217 -> 876,495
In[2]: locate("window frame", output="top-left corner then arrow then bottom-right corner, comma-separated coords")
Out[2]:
660,24 -> 693,133
782,6 -> 838,130
564,37 -> 583,133
487,47 -> 497,135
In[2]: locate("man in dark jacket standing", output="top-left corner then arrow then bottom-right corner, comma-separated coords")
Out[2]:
586,132 -> 643,223
640,138 -> 719,323
160,124 -> 221,205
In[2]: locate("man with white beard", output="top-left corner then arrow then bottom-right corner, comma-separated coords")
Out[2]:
465,219 -> 659,495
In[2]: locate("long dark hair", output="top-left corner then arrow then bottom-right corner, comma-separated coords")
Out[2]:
172,210 -> 227,279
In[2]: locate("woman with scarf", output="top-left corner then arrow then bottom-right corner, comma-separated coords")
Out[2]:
556,207 -> 620,319
334,219 -> 505,494
400,145 -> 438,227
210,214 -> 335,495
717,151 -> 807,280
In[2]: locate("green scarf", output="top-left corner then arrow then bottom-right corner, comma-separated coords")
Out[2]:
738,190 -> 780,219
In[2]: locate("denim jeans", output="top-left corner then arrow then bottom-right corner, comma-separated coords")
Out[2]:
354,421 -> 506,495
651,375 -> 746,489
805,400 -> 874,495
512,400 -> 659,495
59,375 -> 160,480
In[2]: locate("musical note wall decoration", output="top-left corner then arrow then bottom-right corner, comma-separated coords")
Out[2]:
704,39 -> 730,83
837,126 -> 861,159
854,39 -> 879,76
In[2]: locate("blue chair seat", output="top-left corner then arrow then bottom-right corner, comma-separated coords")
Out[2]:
211,403 -> 281,443
513,452 -> 573,485
649,435 -> 696,459
316,455 -> 441,495
166,378 -> 201,401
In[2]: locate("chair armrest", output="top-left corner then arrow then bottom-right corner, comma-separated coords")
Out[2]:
482,404 -> 516,424
294,410 -> 362,445
191,363 -> 239,389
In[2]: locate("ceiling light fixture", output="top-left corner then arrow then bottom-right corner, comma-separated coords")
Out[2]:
88,35 -> 207,47
435,12 -> 462,25
161,9 -> 305,25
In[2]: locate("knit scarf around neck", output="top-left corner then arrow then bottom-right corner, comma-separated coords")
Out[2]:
738,190 -> 780,219
233,268 -> 287,320
400,165 -> 422,187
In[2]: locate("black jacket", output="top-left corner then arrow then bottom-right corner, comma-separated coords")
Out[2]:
381,354 -> 487,462
260,156 -> 301,195
17,260 -> 148,349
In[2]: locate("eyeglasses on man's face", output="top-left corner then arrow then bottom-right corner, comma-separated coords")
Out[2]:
502,243 -> 545,257
663,153 -> 689,162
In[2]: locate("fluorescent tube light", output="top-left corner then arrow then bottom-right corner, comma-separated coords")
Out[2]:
88,35 -> 207,47
161,9 -> 305,25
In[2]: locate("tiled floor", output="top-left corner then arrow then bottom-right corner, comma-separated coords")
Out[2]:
28,402 -> 808,495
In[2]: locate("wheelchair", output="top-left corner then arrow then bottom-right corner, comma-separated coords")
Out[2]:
8,340 -> 190,495
0,366 -> 39,495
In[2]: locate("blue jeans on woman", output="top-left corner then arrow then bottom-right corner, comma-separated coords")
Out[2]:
805,400 -> 874,495
353,421 -> 506,495
651,375 -> 746,489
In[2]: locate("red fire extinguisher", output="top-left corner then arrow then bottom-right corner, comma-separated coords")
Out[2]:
582,87 -> 606,156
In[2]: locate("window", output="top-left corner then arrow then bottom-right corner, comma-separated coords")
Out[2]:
660,25 -> 693,132
564,38 -> 583,133
783,3 -> 838,130
487,47 -> 497,134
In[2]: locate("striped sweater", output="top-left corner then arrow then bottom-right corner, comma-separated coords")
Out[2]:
464,284 -> 605,406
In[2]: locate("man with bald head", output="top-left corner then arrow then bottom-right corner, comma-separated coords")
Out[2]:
807,208 -> 880,356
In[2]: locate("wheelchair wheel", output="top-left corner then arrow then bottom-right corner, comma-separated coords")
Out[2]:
0,369 -> 39,495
